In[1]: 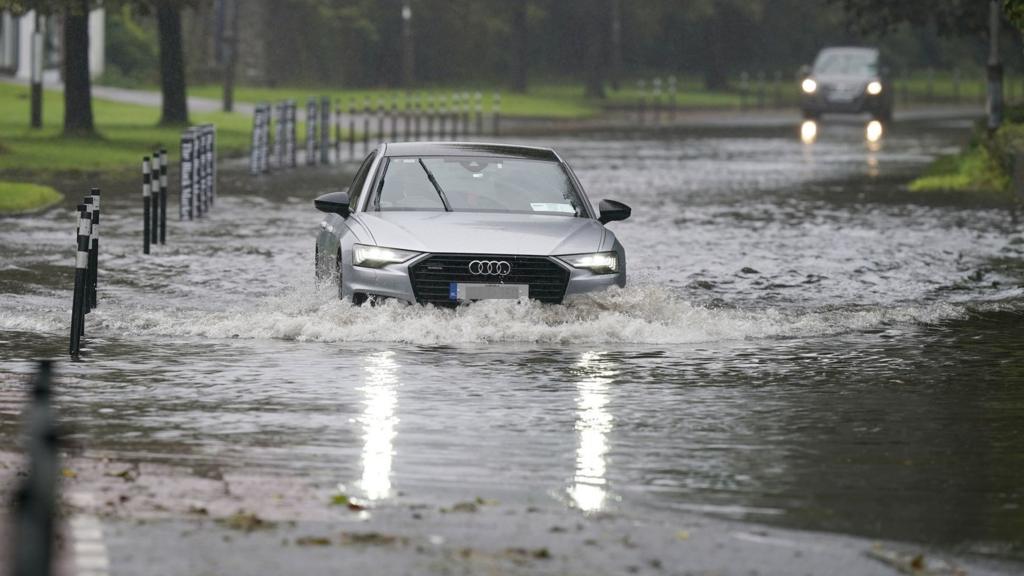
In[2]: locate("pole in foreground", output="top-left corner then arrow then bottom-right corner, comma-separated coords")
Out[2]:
70,205 -> 89,356
82,197 -> 94,316
11,360 -> 58,576
143,157 -> 151,255
151,152 -> 160,245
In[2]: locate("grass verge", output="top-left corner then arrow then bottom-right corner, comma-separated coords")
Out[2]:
0,82 -> 252,175
909,118 -> 1024,202
0,181 -> 64,214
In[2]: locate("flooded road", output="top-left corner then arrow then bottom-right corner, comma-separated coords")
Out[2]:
2,118 -> 1023,572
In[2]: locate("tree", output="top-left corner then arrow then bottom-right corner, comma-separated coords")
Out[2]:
62,0 -> 95,136
155,0 -> 189,125
581,0 -> 606,98
510,0 -> 529,93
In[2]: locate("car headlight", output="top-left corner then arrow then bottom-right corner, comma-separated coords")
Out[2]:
559,252 -> 619,274
866,81 -> 882,95
801,78 -> 817,94
352,244 -> 419,268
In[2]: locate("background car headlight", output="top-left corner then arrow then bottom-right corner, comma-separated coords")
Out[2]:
559,252 -> 619,274
801,78 -> 817,94
866,81 -> 883,95
352,244 -> 419,268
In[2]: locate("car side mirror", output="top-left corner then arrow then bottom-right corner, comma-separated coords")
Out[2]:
598,199 -> 631,224
314,191 -> 351,217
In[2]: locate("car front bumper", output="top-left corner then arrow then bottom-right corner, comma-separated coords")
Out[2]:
344,254 -> 626,305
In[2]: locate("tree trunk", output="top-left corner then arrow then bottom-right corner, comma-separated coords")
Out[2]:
609,0 -> 622,91
510,0 -> 528,93
62,0 -> 95,137
222,0 -> 238,112
702,8 -> 728,91
157,1 -> 189,126
583,0 -> 605,99
987,0 -> 1004,132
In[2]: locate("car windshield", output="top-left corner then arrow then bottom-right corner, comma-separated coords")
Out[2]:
813,51 -> 877,76
374,156 -> 584,216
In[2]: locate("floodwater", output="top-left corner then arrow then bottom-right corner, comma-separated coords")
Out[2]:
2,119 -> 1023,561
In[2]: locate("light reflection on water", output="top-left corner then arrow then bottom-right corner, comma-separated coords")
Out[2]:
358,350 -> 399,501
568,351 -> 615,512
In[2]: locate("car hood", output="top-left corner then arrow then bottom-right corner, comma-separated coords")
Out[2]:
355,211 -> 606,256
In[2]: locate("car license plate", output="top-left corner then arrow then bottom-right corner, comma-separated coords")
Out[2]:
450,282 -> 529,301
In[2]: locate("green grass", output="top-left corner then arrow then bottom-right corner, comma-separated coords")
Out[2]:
0,180 -> 64,214
189,80 -> 749,118
0,82 -> 253,174
908,121 -> 1022,200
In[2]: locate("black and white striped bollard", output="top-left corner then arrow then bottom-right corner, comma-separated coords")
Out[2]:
82,197 -> 94,317
70,204 -> 89,355
89,188 -> 100,309
143,157 -> 151,255
159,150 -> 167,244
151,151 -> 160,245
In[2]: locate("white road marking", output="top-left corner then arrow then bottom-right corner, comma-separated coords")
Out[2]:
68,492 -> 111,576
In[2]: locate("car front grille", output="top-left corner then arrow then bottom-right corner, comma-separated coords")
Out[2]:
408,254 -> 570,306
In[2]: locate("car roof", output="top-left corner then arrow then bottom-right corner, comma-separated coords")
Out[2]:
381,141 -> 560,161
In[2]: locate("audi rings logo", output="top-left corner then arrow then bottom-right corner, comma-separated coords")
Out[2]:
468,260 -> 512,276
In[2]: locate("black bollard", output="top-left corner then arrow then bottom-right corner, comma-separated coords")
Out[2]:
461,92 -> 471,136
143,157 -> 151,254
450,93 -> 459,140
320,96 -> 331,165
414,94 -> 422,141
334,100 -> 342,163
440,96 -> 448,141
475,92 -> 483,135
70,205 -> 89,355
493,93 -> 501,137
151,151 -> 160,245
89,188 -> 100,308
306,98 -> 318,166
390,95 -> 399,142
427,95 -> 435,140
159,150 -> 167,243
637,80 -> 647,125
376,97 -> 385,145
12,360 -> 59,576
82,197 -> 94,316
288,101 -> 298,168
403,92 -> 411,142
362,97 -> 371,154
348,99 -> 356,159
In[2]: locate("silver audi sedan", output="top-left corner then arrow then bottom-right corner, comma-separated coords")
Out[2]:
313,142 -> 631,306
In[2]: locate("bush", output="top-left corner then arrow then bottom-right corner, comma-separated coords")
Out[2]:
101,6 -> 158,87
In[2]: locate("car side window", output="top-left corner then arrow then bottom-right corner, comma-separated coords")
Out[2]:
347,152 -> 376,212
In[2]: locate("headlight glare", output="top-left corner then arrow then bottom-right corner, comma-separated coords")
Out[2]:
801,78 -> 817,94
559,252 -> 619,274
352,244 -> 419,268
867,81 -> 883,95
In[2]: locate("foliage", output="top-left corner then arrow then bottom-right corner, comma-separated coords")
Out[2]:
101,5 -> 159,87
908,115 -> 1024,198
827,0 -> 989,36
0,181 -> 63,214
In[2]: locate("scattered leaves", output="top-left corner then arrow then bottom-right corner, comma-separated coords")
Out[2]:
295,536 -> 332,547
61,468 -> 77,479
340,531 -> 404,546
217,511 -> 275,533
675,530 -> 690,541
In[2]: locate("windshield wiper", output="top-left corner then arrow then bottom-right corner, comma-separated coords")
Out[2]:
418,159 -> 452,212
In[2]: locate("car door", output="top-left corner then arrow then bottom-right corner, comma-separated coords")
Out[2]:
317,151 -> 377,270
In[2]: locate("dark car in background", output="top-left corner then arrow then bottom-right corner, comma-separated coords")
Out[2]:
799,46 -> 893,122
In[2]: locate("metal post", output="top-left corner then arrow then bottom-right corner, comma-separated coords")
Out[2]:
335,100 -> 342,160
12,360 -> 58,576
439,95 -> 448,140
414,93 -> 422,141
637,80 -> 646,125
89,188 -> 100,308
493,93 -> 501,137
273,102 -> 284,168
307,98 -> 318,166
461,91 -> 470,137
403,92 -> 411,142
376,97 -> 385,145
69,205 -> 88,355
289,101 -> 298,168
363,97 -> 371,153
427,94 -> 435,140
180,129 -> 194,221
474,92 -> 483,135
249,106 -> 261,175
652,78 -> 662,125
348,99 -> 356,158
450,93 -> 459,140
320,95 -> 331,164
82,197 -> 94,316
390,94 -> 399,141
143,158 -> 151,254
150,151 -> 159,245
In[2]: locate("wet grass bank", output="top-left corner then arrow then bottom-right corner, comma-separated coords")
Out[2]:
0,181 -> 63,215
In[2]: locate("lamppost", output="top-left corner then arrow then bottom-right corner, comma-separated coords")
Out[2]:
401,0 -> 414,87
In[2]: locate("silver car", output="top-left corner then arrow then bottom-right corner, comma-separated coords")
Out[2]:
313,142 -> 631,306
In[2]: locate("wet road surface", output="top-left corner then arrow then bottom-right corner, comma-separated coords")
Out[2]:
2,117 -> 1023,575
